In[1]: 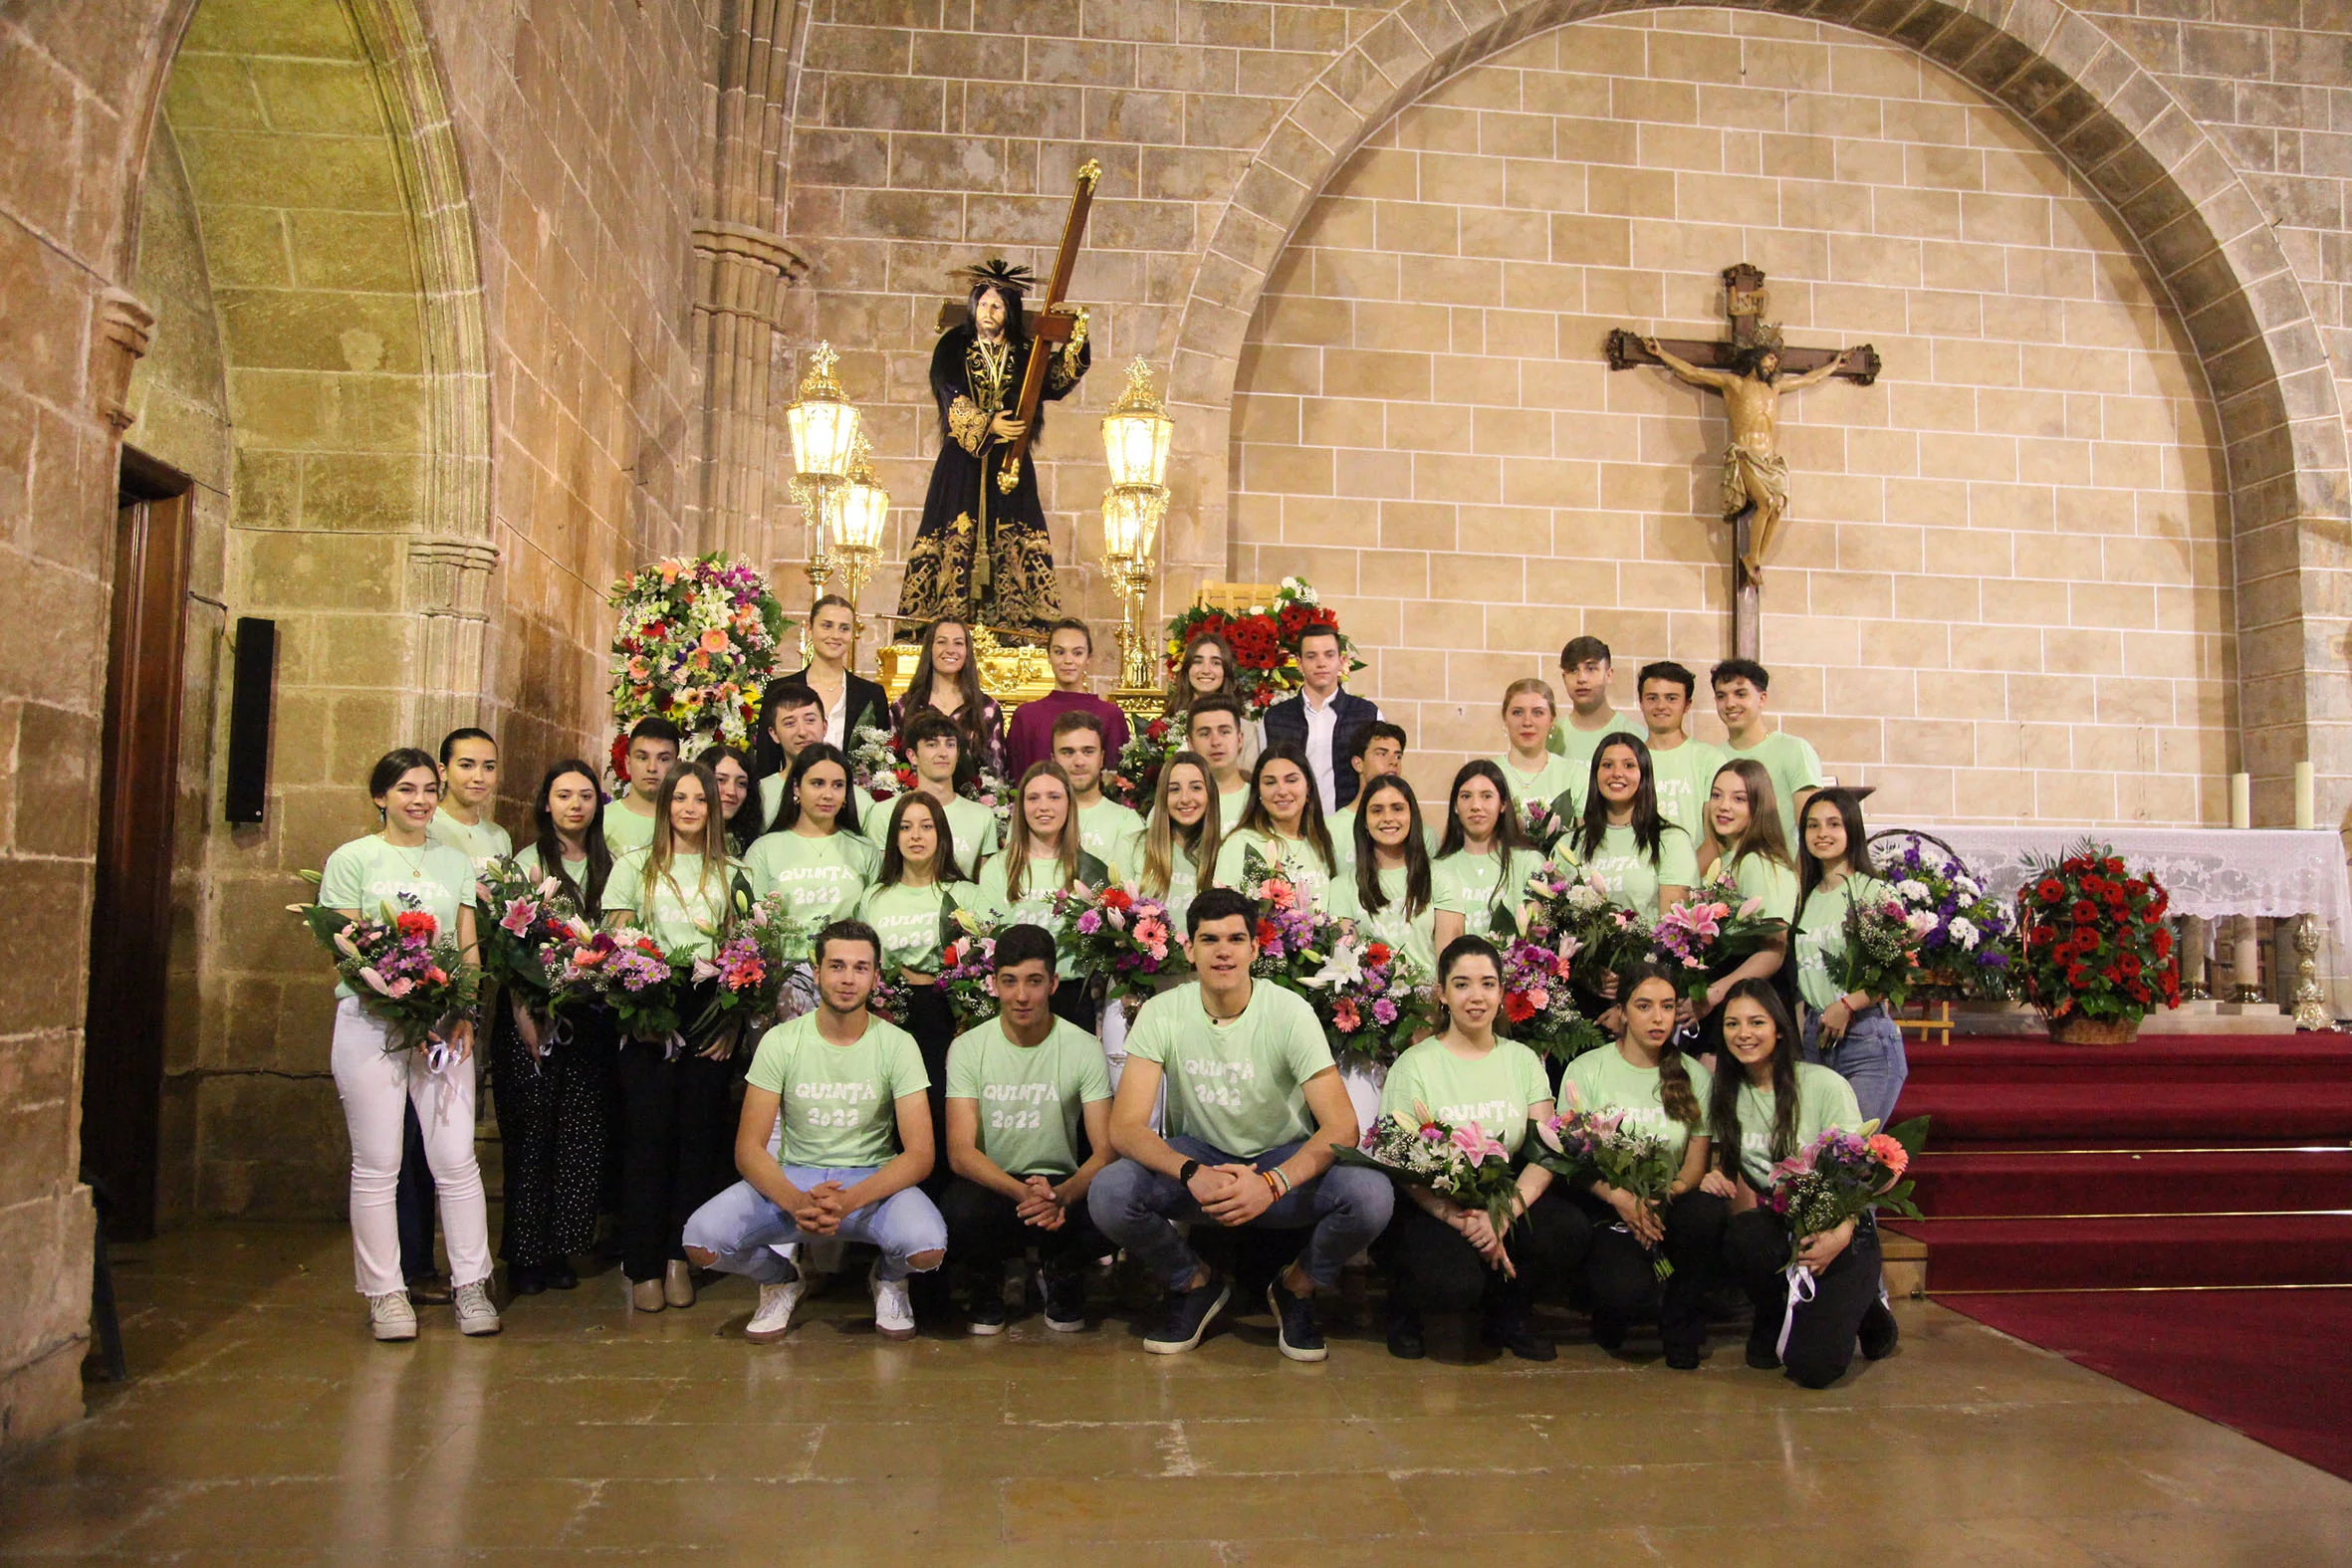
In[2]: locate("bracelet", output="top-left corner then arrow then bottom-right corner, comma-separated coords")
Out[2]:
1268,1167 -> 1293,1197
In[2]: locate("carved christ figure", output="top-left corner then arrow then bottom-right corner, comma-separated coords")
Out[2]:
1639,333 -> 1847,580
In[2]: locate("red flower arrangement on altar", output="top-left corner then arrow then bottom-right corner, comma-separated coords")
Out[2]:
2013,841 -> 2181,1031
606,553 -> 791,784
1162,576 -> 1362,716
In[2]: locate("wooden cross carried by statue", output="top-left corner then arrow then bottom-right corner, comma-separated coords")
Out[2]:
1607,264 -> 1879,658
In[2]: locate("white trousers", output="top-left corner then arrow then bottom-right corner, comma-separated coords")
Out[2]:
329,998 -> 492,1296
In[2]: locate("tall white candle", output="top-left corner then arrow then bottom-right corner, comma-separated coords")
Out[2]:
2231,772 -> 2251,831
2296,762 -> 2316,830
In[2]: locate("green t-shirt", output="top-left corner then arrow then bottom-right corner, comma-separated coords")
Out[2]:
1729,1062 -> 1863,1188
1076,796 -> 1146,881
975,848 -> 1105,976
1125,981 -> 1335,1157
936,792 -> 1000,879
602,849 -> 741,959
1431,845 -> 1549,934
1216,782 -> 1251,829
602,797 -> 658,857
1212,827 -> 1338,911
427,807 -> 513,865
745,1010 -> 930,1170
1151,854 -> 1202,936
1724,731 -> 1824,847
1326,862 -> 1437,976
1493,752 -> 1585,817
1547,711 -> 1638,769
1726,850 -> 1801,924
1381,1037 -> 1553,1156
855,880 -> 963,974
1793,873 -> 1895,1013
1577,821 -> 1698,923
744,828 -> 876,925
944,1015 -> 1112,1177
1645,739 -> 1727,842
1561,1043 -> 1715,1169
317,835 -> 478,1001
513,842 -> 602,919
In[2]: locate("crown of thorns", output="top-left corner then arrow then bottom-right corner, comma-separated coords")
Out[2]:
955,257 -> 1035,292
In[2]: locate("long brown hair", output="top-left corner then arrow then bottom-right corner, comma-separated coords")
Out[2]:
1350,774 -> 1431,921
1615,959 -> 1702,1127
1166,629 -> 1239,713
529,760 -> 612,920
1706,976 -> 1801,1175
1234,743 -> 1336,875
1140,751 -> 1219,901
875,790 -> 968,888
1796,786 -> 1872,908
643,759 -> 734,929
1700,757 -> 1792,877
1003,760 -> 1084,902
900,617 -> 990,745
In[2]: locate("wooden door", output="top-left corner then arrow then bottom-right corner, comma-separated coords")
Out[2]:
82,450 -> 192,1239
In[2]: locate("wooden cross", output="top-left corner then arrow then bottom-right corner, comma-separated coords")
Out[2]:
1606,265 -> 1879,659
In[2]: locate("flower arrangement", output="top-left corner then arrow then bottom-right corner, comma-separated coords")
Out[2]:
1104,713 -> 1176,812
1651,878 -> 1787,1004
474,858 -> 594,1017
1241,851 -> 1345,986
938,923 -> 1002,1028
2014,842 -> 2180,1030
1871,836 -> 2017,1000
685,892 -> 813,1046
1051,884 -> 1179,1002
1529,1097 -> 1682,1277
1524,864 -> 1652,993
1765,1117 -> 1928,1270
1519,795 -> 1571,857
1839,890 -> 1925,1010
1331,1107 -> 1525,1238
1294,930 -> 1436,1068
606,554 -> 790,782
850,724 -> 918,804
291,882 -> 482,1053
550,926 -> 688,1044
1162,576 -> 1361,715
1497,934 -> 1610,1062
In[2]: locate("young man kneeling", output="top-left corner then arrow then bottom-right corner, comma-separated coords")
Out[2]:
683,920 -> 945,1342
1087,888 -> 1394,1361
941,924 -> 1115,1334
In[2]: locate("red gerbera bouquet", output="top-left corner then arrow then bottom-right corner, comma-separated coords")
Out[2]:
291,879 -> 482,1053
2014,841 -> 2181,1028
1052,883 -> 1181,1002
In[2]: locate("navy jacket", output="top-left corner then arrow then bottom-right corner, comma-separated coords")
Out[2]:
1261,688 -> 1380,812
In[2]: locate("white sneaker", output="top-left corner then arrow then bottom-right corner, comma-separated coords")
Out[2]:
746,1278 -> 804,1343
870,1263 -> 916,1340
369,1290 -> 417,1342
453,1280 -> 502,1336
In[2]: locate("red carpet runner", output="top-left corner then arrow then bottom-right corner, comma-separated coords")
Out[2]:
1891,1034 -> 2352,1477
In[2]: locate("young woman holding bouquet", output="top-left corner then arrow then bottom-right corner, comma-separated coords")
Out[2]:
1328,775 -> 1438,976
1492,679 -> 1582,821
1137,751 -> 1221,932
601,760 -> 746,1313
977,762 -> 1111,1027
1691,759 -> 1799,1018
1431,761 -> 1549,952
703,745 -> 763,857
1703,977 -> 1897,1385
1563,962 -> 1726,1369
1793,788 -> 1907,1125
1373,936 -> 1589,1362
320,748 -> 497,1342
498,761 -> 615,1296
891,617 -> 1005,780
857,792 -> 971,1189
744,744 -> 878,926
1565,735 -> 1696,924
1211,746 -> 1339,911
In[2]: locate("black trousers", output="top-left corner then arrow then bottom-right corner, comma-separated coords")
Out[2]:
396,1100 -> 436,1279
613,1040 -> 732,1282
1373,1189 -> 1590,1318
902,987 -> 958,1196
1573,1187 -> 1728,1357
939,1176 -> 1108,1280
1723,1208 -> 1884,1389
494,1006 -> 616,1270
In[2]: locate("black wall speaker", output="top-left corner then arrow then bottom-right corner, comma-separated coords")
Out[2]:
224,617 -> 276,823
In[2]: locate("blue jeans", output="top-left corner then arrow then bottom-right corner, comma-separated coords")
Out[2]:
1801,1005 -> 1909,1127
1086,1137 -> 1395,1291
683,1168 -> 946,1284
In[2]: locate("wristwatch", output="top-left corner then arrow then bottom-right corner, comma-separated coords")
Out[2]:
1177,1159 -> 1201,1186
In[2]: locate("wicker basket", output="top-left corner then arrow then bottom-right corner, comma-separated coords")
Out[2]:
2045,1012 -> 2141,1045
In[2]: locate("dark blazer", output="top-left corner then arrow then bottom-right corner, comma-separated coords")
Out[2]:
796,665 -> 890,743
1262,688 -> 1380,812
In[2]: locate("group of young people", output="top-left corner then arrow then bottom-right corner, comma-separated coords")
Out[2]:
314,608 -> 1906,1383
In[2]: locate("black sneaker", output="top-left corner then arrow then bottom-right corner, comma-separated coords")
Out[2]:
1664,1340 -> 1703,1371
1144,1277 -> 1230,1354
1267,1279 -> 1327,1363
507,1263 -> 547,1297
1859,1297 -> 1900,1360
1482,1308 -> 1555,1362
1386,1304 -> 1426,1360
1747,1317 -> 1782,1370
1041,1269 -> 1087,1333
1590,1312 -> 1627,1354
967,1290 -> 1009,1337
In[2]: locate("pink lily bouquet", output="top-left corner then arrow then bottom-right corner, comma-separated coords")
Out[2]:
1295,931 -> 1437,1069
1050,883 -> 1180,1003
1519,793 -> 1572,856
1529,1097 -> 1682,1278
1524,864 -> 1653,994
475,857 -> 595,1018
547,926 -> 688,1045
1765,1116 -> 1929,1271
688,891 -> 814,1048
938,916 -> 1002,1029
1498,935 -> 1609,1063
291,877 -> 482,1054
1651,875 -> 1788,1005
1331,1106 -> 1525,1238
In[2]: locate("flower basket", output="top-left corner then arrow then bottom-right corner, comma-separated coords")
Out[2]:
2014,839 -> 2181,1041
2046,1012 -> 2141,1045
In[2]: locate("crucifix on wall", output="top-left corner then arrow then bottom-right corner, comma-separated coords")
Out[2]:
1607,265 -> 1880,659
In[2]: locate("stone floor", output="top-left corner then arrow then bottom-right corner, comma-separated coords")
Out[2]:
5,1224 -> 2351,1565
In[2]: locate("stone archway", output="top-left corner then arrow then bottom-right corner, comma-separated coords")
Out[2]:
1170,0 -> 2352,822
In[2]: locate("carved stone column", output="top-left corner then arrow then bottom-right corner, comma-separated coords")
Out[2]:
407,537 -> 500,744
